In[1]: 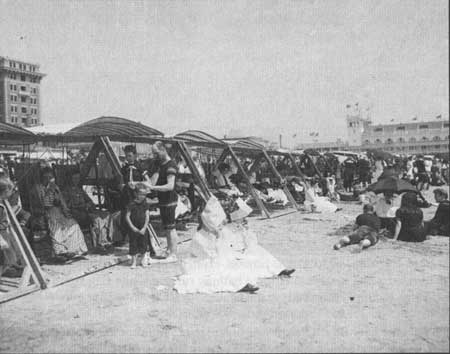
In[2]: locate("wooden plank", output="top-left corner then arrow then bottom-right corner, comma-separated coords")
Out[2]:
101,137 -> 123,181
176,141 -> 212,201
227,147 -> 271,218
3,200 -> 47,290
0,283 -> 40,305
261,150 -> 299,211
80,139 -> 103,185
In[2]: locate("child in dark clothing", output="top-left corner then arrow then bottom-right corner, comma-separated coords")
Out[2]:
125,183 -> 150,268
334,204 -> 381,250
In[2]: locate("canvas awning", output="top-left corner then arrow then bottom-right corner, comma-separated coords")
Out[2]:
64,116 -> 164,141
174,130 -> 226,148
0,122 -> 36,145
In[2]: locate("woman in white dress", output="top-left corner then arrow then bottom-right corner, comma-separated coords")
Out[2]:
302,179 -> 337,213
174,197 -> 294,294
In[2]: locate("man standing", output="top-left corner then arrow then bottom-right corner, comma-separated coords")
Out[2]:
342,157 -> 356,192
148,141 -> 179,262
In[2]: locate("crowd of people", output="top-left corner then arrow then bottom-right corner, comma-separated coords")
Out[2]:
0,145 -> 449,295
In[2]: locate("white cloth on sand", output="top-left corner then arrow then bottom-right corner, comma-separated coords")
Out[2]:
174,197 -> 285,294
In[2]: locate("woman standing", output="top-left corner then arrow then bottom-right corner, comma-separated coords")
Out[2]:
394,192 -> 427,242
29,167 -> 87,259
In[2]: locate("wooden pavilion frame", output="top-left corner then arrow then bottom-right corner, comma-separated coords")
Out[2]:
0,123 -> 47,304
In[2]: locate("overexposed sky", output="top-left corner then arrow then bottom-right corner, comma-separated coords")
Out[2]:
1,0 -> 448,147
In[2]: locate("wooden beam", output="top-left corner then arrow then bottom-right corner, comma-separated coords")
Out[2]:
261,150 -> 299,210
227,147 -> 271,218
176,141 -> 212,201
3,200 -> 47,290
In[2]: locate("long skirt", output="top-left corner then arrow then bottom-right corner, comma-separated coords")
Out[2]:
174,225 -> 285,294
47,207 -> 88,256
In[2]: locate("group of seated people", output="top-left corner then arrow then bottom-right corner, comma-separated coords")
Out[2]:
334,188 -> 449,251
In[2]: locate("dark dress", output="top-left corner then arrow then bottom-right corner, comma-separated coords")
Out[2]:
395,207 -> 426,242
126,200 -> 149,255
426,200 -> 450,236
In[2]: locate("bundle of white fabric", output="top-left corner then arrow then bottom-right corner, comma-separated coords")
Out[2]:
174,197 -> 285,294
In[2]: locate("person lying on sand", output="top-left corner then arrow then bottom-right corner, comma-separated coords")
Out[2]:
334,204 -> 380,251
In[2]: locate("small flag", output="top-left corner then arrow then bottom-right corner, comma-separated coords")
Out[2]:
355,102 -> 359,106
309,132 -> 314,136
292,134 -> 297,138
390,119 -> 394,122
436,114 -> 442,119
346,104 -> 351,108
412,116 -> 417,121
315,132 -> 319,137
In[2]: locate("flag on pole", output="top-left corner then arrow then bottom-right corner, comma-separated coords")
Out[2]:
390,119 -> 394,122
292,134 -> 297,138
346,104 -> 351,108
436,114 -> 442,119
412,116 -> 417,121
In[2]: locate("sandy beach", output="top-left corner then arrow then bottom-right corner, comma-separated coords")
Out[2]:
0,188 -> 448,353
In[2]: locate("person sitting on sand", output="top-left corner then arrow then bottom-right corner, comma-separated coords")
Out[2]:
373,191 -> 400,236
393,192 -> 427,243
334,204 -> 380,251
425,188 -> 449,237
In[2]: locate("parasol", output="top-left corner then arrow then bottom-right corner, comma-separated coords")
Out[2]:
367,177 -> 417,194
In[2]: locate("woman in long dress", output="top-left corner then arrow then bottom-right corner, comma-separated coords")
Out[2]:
302,179 -> 337,213
174,197 -> 294,294
29,167 -> 87,259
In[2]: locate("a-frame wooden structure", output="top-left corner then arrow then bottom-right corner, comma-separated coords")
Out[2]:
214,141 -> 300,218
0,124 -> 48,303
0,201 -> 48,304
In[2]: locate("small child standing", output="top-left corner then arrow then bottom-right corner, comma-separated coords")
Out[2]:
334,204 -> 380,250
125,183 -> 150,268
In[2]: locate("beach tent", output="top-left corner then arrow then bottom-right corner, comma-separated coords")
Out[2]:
0,124 -> 46,304
0,122 -> 36,145
216,138 -> 300,218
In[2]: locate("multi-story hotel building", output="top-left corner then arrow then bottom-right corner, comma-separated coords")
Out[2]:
297,108 -> 449,156
0,56 -> 45,127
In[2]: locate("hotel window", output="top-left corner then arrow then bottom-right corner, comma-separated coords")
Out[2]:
386,138 -> 393,144
409,137 -> 416,142
374,128 -> 383,132
419,125 -> 428,129
21,75 -> 26,81
444,123 -> 449,128
20,86 -> 26,91
396,126 -> 405,131
21,107 -> 27,114
21,96 -> 27,103
398,137 -> 405,143
432,136 -> 441,141
22,117 -> 27,124
422,136 -> 428,141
